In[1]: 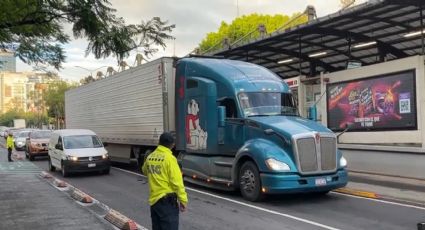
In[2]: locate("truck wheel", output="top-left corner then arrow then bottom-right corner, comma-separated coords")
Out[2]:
48,157 -> 56,172
29,154 -> 34,161
239,161 -> 264,202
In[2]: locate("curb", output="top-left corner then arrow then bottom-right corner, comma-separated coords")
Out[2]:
104,209 -> 138,230
334,187 -> 379,199
38,171 -> 143,230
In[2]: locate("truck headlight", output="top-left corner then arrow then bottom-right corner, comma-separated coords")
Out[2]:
102,153 -> 109,160
340,156 -> 347,168
265,158 -> 291,171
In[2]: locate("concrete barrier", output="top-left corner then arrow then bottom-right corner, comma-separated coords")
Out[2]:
104,209 -> 138,230
40,171 -> 53,179
53,179 -> 67,188
71,188 -> 93,203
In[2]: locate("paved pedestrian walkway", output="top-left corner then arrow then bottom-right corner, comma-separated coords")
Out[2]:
0,147 -> 114,230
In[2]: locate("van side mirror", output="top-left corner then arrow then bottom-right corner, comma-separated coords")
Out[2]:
55,143 -> 63,150
103,142 -> 108,147
218,106 -> 226,127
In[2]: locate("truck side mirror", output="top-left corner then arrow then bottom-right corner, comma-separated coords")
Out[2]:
218,106 -> 226,127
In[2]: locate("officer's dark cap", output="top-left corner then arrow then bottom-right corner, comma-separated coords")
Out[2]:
159,132 -> 175,147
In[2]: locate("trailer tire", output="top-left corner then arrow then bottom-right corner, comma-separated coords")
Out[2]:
239,161 -> 264,202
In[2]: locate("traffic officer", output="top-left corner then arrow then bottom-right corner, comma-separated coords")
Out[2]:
6,133 -> 14,162
142,132 -> 188,230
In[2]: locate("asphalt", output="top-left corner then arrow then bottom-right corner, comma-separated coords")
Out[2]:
1,143 -> 425,230
0,150 -> 114,230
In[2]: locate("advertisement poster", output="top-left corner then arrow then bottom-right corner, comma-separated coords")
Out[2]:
327,70 -> 417,131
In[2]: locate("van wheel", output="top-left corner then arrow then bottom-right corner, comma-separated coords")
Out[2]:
48,157 -> 56,172
61,162 -> 69,177
239,161 -> 264,202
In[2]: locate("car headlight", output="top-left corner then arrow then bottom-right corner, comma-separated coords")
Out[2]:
340,156 -> 347,168
67,156 -> 78,161
102,153 -> 109,160
265,158 -> 291,171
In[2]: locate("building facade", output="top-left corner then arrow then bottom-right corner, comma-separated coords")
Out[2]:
0,71 -> 53,114
0,52 -> 16,72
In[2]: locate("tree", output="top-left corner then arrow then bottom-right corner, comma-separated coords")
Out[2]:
44,80 -> 77,128
0,0 -> 175,69
198,13 -> 307,54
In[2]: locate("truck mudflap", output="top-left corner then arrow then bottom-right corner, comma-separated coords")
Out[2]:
260,169 -> 348,194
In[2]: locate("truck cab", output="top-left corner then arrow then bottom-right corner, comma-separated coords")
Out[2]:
175,57 -> 348,201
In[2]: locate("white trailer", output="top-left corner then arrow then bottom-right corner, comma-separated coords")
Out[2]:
65,57 -> 176,164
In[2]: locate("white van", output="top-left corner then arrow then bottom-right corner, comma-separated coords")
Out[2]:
48,129 -> 110,177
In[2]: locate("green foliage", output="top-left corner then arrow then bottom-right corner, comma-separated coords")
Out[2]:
0,110 -> 22,127
0,110 -> 47,127
44,80 -> 77,120
199,13 -> 307,53
0,0 -> 175,69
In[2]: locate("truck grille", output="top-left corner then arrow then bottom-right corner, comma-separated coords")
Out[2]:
294,133 -> 337,175
320,137 -> 337,171
296,138 -> 318,172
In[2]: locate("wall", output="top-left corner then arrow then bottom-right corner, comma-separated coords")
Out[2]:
320,55 -> 425,146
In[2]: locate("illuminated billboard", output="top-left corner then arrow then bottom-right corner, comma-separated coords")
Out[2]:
326,70 -> 417,131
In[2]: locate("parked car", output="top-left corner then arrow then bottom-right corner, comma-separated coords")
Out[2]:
48,129 -> 110,177
14,130 -> 32,151
25,130 -> 52,161
0,126 -> 9,137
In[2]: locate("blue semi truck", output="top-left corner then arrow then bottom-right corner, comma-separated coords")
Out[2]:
65,56 -> 348,201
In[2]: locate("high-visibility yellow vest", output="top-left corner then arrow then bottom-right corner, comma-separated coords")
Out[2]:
142,145 -> 188,206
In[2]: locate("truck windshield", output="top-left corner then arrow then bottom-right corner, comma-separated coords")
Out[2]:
63,135 -> 103,149
238,92 -> 298,117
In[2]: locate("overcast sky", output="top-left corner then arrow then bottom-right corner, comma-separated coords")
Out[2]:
17,0 -> 367,81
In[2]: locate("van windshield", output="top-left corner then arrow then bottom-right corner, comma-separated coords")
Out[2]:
238,92 -> 298,117
63,135 -> 103,149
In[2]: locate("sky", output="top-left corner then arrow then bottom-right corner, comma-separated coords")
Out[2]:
16,0 -> 367,81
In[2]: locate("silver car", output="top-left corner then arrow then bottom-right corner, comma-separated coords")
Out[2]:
14,130 -> 32,151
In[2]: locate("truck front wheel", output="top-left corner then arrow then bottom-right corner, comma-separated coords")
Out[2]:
239,161 -> 264,202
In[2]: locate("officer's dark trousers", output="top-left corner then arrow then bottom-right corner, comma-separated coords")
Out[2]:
150,195 -> 179,230
7,147 -> 12,162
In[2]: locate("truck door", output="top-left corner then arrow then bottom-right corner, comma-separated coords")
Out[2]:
218,98 -> 245,155
184,77 -> 218,154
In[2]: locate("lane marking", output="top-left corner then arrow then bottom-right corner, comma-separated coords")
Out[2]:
112,167 -> 340,230
330,192 -> 425,211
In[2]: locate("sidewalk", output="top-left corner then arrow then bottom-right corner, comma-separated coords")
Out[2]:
342,171 -> 425,205
0,149 -> 115,230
